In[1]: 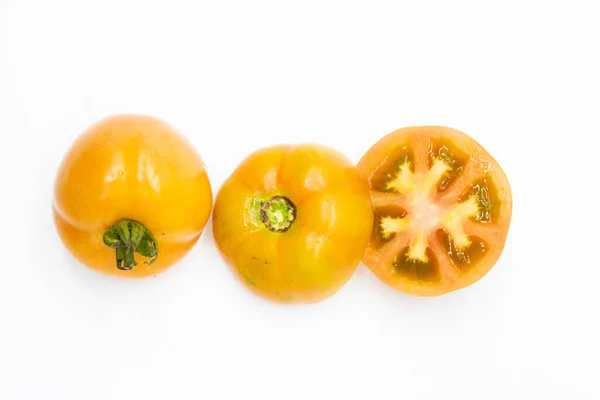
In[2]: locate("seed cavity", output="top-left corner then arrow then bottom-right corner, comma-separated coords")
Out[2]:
392,247 -> 440,282
372,206 -> 407,248
458,177 -> 498,223
428,141 -> 470,192
438,230 -> 488,272
370,144 -> 415,192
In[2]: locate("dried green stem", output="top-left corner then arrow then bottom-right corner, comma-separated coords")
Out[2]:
103,219 -> 159,270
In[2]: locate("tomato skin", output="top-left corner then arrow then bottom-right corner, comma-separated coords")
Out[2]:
358,126 -> 512,296
53,115 -> 213,278
212,145 -> 373,304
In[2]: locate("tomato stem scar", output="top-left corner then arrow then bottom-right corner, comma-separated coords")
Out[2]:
260,196 -> 296,233
103,219 -> 159,270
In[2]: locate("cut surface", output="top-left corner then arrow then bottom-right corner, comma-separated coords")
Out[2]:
358,126 -> 512,296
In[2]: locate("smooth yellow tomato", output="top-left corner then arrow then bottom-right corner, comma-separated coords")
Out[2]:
53,114 -> 213,278
213,145 -> 373,304
358,126 -> 512,296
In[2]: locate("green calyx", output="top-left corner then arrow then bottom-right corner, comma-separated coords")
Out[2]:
103,219 -> 159,270
259,195 -> 296,233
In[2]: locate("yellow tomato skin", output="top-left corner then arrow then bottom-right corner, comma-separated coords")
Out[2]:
213,145 -> 373,304
53,115 -> 213,278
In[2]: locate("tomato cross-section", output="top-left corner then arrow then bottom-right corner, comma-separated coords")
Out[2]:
358,126 -> 512,296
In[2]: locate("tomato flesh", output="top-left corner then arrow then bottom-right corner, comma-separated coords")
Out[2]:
358,126 -> 512,296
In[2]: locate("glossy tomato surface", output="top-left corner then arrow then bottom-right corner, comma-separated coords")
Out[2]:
358,126 -> 512,296
213,145 -> 373,304
53,115 -> 213,278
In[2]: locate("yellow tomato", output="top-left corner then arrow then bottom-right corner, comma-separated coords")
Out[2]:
53,114 -> 213,278
212,145 -> 373,304
358,126 -> 512,296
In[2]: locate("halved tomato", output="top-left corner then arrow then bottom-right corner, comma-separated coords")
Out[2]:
357,126 -> 512,296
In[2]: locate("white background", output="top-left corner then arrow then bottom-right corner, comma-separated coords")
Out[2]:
1,1 -> 599,399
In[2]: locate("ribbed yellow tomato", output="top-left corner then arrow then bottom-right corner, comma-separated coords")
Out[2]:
53,115 -> 213,278
213,145 -> 373,304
